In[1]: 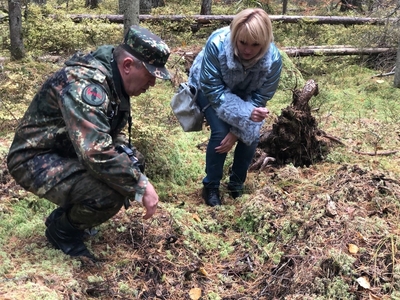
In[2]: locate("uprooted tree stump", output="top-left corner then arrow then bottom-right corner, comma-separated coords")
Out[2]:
250,79 -> 336,170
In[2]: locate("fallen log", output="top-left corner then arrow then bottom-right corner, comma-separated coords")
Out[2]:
282,46 -> 396,57
175,46 -> 396,74
0,45 -> 395,64
57,14 -> 399,26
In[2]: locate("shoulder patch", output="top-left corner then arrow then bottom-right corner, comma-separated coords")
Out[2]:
82,84 -> 106,106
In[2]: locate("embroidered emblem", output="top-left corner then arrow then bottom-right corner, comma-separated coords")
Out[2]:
82,84 -> 106,106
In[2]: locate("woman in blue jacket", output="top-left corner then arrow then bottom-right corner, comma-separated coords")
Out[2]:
188,8 -> 282,206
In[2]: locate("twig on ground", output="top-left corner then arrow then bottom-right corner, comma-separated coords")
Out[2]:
371,71 -> 395,78
321,133 -> 345,145
353,150 -> 398,156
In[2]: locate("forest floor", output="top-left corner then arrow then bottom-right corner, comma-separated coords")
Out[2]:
1,117 -> 400,299
1,39 -> 400,299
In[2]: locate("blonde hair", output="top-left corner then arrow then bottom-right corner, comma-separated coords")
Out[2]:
230,8 -> 274,62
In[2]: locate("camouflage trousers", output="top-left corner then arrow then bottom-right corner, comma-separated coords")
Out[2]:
43,171 -> 125,230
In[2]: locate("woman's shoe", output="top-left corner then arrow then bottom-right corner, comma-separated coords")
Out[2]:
202,187 -> 221,206
227,185 -> 243,199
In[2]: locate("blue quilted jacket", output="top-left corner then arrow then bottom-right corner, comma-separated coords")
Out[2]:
188,26 -> 282,145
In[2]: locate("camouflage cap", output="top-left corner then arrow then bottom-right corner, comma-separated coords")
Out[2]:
122,25 -> 171,80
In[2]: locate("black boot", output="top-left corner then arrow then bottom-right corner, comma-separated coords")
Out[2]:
46,207 -> 98,237
45,207 -> 65,227
227,181 -> 244,199
227,186 -> 243,199
202,187 -> 221,206
45,213 -> 96,260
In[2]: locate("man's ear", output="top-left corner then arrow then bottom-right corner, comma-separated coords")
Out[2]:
122,57 -> 134,74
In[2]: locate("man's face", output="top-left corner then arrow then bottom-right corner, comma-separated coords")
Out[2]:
121,58 -> 157,96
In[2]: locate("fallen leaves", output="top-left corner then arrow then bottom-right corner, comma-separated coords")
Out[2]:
356,276 -> 371,289
192,213 -> 201,223
189,288 -> 202,300
348,243 -> 359,254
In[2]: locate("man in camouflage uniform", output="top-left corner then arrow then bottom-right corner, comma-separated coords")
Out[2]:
7,25 -> 171,260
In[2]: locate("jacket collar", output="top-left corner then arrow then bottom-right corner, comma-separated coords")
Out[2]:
111,56 -> 130,111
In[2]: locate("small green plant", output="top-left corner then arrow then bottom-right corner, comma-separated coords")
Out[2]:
314,277 -> 355,300
87,275 -> 104,283
327,249 -> 357,277
119,282 -> 139,296
206,291 -> 222,300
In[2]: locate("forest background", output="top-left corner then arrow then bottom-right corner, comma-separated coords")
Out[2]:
1,0 -> 400,299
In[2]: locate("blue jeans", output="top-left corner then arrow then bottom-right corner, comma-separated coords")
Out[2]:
197,90 -> 258,190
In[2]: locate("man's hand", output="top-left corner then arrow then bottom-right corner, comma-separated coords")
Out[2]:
141,182 -> 159,219
215,132 -> 238,154
250,107 -> 269,122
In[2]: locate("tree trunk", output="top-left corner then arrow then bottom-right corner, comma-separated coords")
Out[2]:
8,0 -> 25,60
394,41 -> 400,88
200,0 -> 212,15
282,0 -> 288,14
140,0 -> 152,14
119,0 -> 164,15
85,0 -> 99,9
121,0 -> 139,35
118,0 -> 124,14
340,0 -> 363,12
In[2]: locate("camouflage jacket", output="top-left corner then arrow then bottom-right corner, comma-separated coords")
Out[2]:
7,45 -> 148,199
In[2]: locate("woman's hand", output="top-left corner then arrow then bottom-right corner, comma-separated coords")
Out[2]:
215,132 -> 238,153
250,107 -> 269,122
